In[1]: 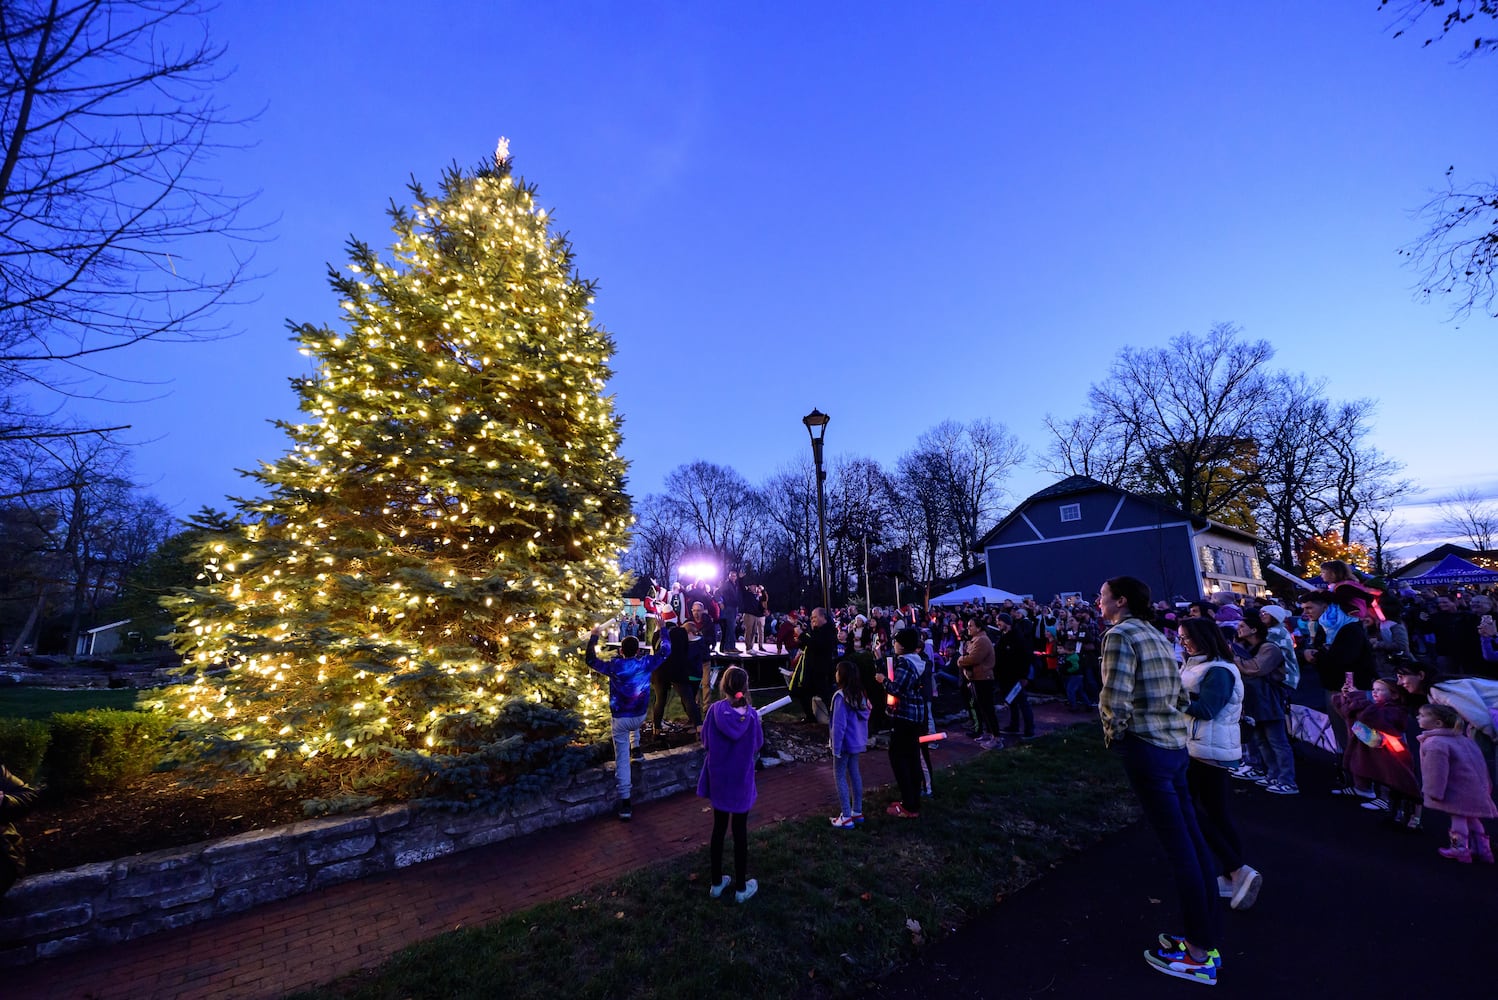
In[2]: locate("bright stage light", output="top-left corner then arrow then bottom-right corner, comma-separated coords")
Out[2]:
678,561 -> 719,582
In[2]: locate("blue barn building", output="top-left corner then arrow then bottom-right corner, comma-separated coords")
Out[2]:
977,475 -> 1266,605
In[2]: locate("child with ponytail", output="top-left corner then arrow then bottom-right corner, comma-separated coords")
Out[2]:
829,660 -> 871,828
697,665 -> 765,901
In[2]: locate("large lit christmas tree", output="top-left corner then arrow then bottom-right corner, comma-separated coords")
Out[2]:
170,145 -> 633,806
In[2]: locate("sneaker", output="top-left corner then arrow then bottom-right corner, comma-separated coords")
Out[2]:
1332,786 -> 1376,798
850,812 -> 865,825
630,746 -> 644,761
1215,876 -> 1233,899
1264,781 -> 1299,796
886,802 -> 919,818
735,878 -> 759,903
976,736 -> 1000,750
616,798 -> 632,821
1229,866 -> 1262,910
1405,814 -> 1423,832
1251,773 -> 1273,786
709,875 -> 732,898
1144,943 -> 1220,986
1156,933 -> 1223,965
830,815 -> 855,829
1360,798 -> 1391,812
1227,764 -> 1266,782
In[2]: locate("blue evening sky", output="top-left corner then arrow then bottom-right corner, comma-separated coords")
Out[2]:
67,2 -> 1497,559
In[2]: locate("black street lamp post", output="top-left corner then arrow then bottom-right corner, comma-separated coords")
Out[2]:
803,408 -> 831,611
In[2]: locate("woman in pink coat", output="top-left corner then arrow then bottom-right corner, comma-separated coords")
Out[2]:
1416,703 -> 1498,864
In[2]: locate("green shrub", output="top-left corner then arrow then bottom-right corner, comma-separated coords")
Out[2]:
0,717 -> 51,783
45,709 -> 171,794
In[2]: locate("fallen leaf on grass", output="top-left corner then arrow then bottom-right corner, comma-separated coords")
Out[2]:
615,911 -> 625,919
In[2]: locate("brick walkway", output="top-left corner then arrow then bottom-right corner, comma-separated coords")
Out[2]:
11,703 -> 1076,999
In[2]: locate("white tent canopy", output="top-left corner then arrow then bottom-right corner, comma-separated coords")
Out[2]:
928,584 -> 1026,607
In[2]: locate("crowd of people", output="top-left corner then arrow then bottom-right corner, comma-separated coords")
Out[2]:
589,559 -> 1498,987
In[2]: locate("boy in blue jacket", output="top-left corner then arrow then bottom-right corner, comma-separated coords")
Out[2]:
587,627 -> 671,820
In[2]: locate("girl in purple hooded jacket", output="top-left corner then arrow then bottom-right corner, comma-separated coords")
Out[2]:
830,660 -> 871,829
698,666 -> 764,902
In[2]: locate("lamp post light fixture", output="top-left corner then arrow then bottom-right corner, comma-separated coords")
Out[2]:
802,408 -> 831,612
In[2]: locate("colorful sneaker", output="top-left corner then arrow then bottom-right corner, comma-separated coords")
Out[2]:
850,812 -> 865,825
1229,866 -> 1262,910
1144,942 -> 1220,985
830,815 -> 855,829
1264,781 -> 1299,795
1156,933 -> 1223,962
709,875 -> 732,898
734,878 -> 759,903
886,803 -> 920,818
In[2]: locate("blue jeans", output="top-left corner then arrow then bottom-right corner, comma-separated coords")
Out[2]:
1249,719 -> 1296,786
611,714 -> 644,799
834,752 -> 863,817
1117,734 -> 1219,950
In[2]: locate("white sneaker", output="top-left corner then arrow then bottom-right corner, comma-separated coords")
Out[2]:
1229,866 -> 1262,910
735,878 -> 758,903
1216,875 -> 1233,898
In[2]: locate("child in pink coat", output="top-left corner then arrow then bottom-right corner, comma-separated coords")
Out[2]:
1417,703 -> 1498,864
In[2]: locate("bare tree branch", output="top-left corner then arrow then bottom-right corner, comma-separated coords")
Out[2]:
0,0 -> 259,446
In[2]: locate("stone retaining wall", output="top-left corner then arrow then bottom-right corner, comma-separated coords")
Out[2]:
0,742 -> 706,966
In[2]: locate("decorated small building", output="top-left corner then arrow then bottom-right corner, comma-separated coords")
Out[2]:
976,475 -> 1266,604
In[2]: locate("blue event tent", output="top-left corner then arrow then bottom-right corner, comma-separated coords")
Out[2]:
1397,553 -> 1498,588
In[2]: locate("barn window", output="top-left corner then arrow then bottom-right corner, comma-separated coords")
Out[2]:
1059,503 -> 1081,522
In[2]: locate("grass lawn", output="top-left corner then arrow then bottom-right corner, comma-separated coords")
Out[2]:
294,725 -> 1138,1000
0,686 -> 141,720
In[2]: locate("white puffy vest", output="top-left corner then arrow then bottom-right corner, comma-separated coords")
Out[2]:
1178,656 -> 1243,763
